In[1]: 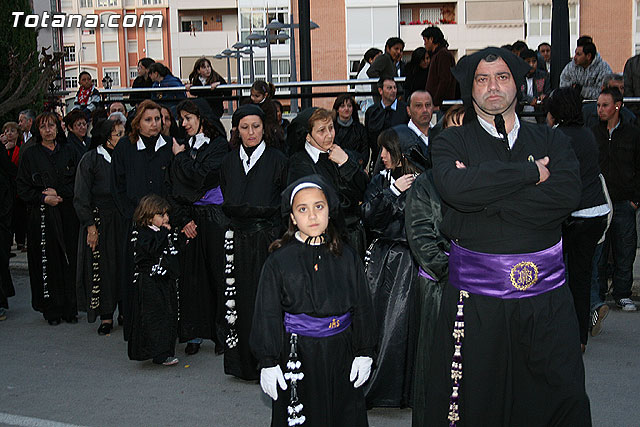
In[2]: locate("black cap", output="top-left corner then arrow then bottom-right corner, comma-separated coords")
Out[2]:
281,174 -> 340,218
231,104 -> 265,128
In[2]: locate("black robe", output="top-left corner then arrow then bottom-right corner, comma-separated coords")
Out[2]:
111,135 -> 173,339
16,142 -> 80,321
167,134 -> 229,346
404,170 -> 449,426
334,120 -> 369,168
73,147 -> 125,322
128,226 -> 180,362
0,145 -> 14,310
361,171 -> 417,408
426,120 -> 591,426
288,148 -> 368,258
220,145 -> 288,380
250,239 -> 376,427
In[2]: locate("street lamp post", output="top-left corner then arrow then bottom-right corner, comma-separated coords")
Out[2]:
215,53 -> 233,114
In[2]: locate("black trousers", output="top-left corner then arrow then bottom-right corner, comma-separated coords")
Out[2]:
563,215 -> 608,345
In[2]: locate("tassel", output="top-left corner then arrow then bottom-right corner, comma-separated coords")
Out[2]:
89,208 -> 101,310
448,290 -> 469,427
224,227 -> 238,348
40,205 -> 49,299
285,333 -> 305,426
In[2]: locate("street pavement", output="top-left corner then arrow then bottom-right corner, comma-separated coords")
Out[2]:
1,251 -> 639,427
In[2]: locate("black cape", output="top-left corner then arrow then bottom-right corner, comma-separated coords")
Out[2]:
250,239 -> 376,427
220,145 -> 288,380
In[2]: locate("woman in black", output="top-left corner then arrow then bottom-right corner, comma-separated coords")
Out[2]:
404,47 -> 429,101
111,100 -> 174,337
186,57 -> 230,119
17,112 -> 80,325
74,119 -> 126,334
63,109 -> 91,158
220,104 -> 288,380
361,126 -> 426,408
167,99 -> 229,355
547,87 -> 609,351
332,94 -> 369,168
288,108 -> 368,258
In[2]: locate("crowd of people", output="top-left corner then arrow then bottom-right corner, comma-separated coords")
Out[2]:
1,27 -> 639,426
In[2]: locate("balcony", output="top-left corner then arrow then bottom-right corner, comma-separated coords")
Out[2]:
173,0 -> 236,10
174,30 -> 238,58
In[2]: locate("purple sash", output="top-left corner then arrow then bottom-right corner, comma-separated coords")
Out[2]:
193,186 -> 224,206
284,312 -> 351,338
449,239 -> 565,299
418,266 -> 437,282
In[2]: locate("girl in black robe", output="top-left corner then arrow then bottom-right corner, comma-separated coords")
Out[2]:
220,104 -> 288,380
127,194 -> 182,366
288,108 -> 369,258
361,126 -> 427,408
250,175 -> 376,427
332,94 -> 369,168
74,119 -> 126,334
168,100 -> 229,355
16,112 -> 80,325
111,100 -> 174,339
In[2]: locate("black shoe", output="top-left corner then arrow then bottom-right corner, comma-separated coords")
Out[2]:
97,323 -> 113,335
48,318 -> 61,326
63,316 -> 78,324
185,342 -> 200,355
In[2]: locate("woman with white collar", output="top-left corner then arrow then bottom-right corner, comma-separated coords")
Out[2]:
111,99 -> 174,339
167,100 -> 229,356
219,104 -> 288,380
74,119 -> 126,335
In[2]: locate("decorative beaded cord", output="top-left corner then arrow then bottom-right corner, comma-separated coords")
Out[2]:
40,204 -> 50,299
284,333 -> 305,426
448,290 -> 469,426
223,229 -> 238,348
89,208 -> 101,310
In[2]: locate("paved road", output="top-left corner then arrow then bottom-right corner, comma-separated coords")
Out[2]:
1,268 -> 638,427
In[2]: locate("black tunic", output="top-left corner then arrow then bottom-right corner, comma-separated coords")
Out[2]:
0,145 -> 14,310
288,148 -> 368,258
360,171 -> 417,408
250,239 -> 376,427
128,226 -> 180,362
334,120 -> 369,168
16,142 -> 80,321
426,120 -> 591,426
73,147 -> 125,322
220,145 -> 288,380
167,134 -> 229,346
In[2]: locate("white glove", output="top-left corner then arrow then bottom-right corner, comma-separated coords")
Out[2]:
260,365 -> 287,400
349,356 -> 373,388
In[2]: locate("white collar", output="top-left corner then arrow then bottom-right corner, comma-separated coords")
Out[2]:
304,141 -> 327,164
136,135 -> 168,152
24,131 -> 32,141
294,231 -> 324,245
239,141 -> 266,174
408,120 -> 430,146
190,133 -> 209,150
198,76 -> 207,85
477,115 -> 520,149
381,99 -> 398,111
96,145 -> 111,163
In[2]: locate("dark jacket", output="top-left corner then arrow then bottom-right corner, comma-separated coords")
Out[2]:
425,45 -> 456,107
591,120 -> 640,203
624,54 -> 640,115
519,69 -> 551,103
334,119 -> 369,168
364,100 -> 410,155
189,76 -> 230,119
582,103 -> 637,128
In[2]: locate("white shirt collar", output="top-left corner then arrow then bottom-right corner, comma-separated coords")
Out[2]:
190,133 -> 209,150
477,115 -> 520,149
96,145 -> 111,163
408,120 -> 429,146
24,131 -> 32,141
198,76 -> 207,85
239,141 -> 266,174
304,141 -> 326,164
136,135 -> 168,152
381,99 -> 398,111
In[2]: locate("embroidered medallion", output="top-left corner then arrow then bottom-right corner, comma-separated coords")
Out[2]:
510,261 -> 538,291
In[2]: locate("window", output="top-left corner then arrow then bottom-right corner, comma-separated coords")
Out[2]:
146,40 -> 163,59
142,0 -> 162,5
103,67 -> 121,87
101,14 -> 119,62
65,75 -> 78,88
419,7 -> 443,23
528,3 -> 577,38
82,42 -> 96,61
82,29 -> 96,35
400,9 -> 412,24
64,45 -> 76,62
127,40 -> 137,53
61,0 -> 73,8
180,18 -> 203,33
130,67 -> 138,80
239,7 -> 289,45
97,0 -> 117,6
102,41 -> 118,61
271,59 -> 290,86
79,0 -> 93,7
242,59 -> 265,85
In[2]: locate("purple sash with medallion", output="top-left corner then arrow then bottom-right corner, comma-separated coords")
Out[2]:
284,312 -> 351,338
449,239 -> 565,299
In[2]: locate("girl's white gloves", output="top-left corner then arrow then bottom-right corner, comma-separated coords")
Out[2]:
349,356 -> 373,388
260,365 -> 288,400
